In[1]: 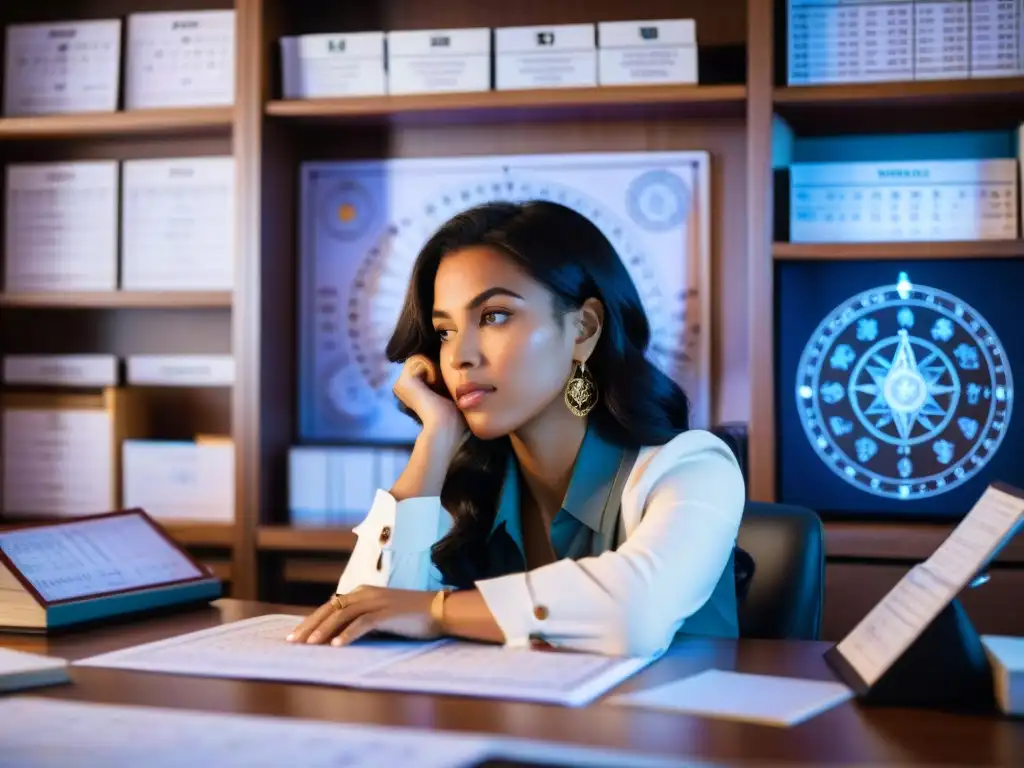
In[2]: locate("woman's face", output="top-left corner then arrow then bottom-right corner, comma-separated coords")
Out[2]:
432,246 -> 578,439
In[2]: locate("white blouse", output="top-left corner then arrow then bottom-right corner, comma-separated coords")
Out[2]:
336,429 -> 746,657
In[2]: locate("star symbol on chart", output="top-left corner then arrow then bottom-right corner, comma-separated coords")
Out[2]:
851,330 -> 957,442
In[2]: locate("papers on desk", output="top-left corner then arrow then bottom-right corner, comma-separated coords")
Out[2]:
0,648 -> 69,693
73,614 -> 653,707
0,698 -> 700,768
0,697 -> 489,768
612,669 -> 853,727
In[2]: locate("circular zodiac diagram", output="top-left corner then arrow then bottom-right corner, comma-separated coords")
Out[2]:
796,272 -> 1014,500
328,170 -> 698,421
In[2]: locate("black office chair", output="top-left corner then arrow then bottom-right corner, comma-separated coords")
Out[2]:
735,502 -> 825,641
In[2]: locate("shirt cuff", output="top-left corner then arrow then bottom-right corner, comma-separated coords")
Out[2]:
475,559 -> 626,653
475,571 -> 536,648
337,490 -> 451,594
352,489 -> 447,553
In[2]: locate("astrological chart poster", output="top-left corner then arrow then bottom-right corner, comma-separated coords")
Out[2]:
776,258 -> 1022,519
298,151 -> 712,444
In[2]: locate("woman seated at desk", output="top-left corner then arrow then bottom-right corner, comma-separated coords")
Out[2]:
288,200 -> 746,657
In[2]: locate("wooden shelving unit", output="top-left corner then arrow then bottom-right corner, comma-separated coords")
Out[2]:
0,106 -> 233,140
774,76 -> 1024,134
0,517 -> 234,549
750,2 -> 1024,640
164,522 -> 238,548
825,520 -> 1024,563
257,526 -> 357,552
1,0 -> 1021,638
0,291 -> 233,309
773,241 -> 1024,261
0,1 -> 240,591
266,84 -> 746,126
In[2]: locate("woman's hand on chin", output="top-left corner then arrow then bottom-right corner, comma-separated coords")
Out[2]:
285,587 -> 439,647
394,354 -> 466,437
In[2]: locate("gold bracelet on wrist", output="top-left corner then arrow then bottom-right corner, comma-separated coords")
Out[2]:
430,587 -> 453,633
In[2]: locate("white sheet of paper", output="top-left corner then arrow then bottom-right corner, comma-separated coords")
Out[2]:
74,614 -> 653,706
0,648 -> 68,679
0,697 -> 702,768
0,697 -> 490,768
834,484 -> 1024,687
355,637 -> 654,705
611,668 -> 854,727
0,513 -> 203,603
924,484 -> 1024,590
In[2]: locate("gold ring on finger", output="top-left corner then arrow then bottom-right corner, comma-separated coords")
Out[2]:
330,593 -> 347,611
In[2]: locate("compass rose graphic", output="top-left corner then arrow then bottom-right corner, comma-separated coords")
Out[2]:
796,272 -> 1013,500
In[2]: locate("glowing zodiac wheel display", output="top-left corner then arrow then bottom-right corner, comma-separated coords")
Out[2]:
795,271 -> 1013,500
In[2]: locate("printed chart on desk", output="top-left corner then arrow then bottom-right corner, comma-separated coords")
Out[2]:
298,151 -> 713,443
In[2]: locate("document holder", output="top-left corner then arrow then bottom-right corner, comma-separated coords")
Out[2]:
825,596 -> 997,715
822,482 -> 1024,715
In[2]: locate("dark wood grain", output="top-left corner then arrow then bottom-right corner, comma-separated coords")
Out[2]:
0,519 -> 235,548
0,107 -> 232,140
746,0 -> 776,502
824,562 -> 1024,642
257,526 -> 357,551
774,241 -> 1024,261
0,291 -> 232,309
1,600 -> 1019,766
825,521 -> 1024,564
774,78 -> 1024,135
266,86 -> 746,127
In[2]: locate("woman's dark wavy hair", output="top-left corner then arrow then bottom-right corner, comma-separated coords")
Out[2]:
386,200 -> 692,589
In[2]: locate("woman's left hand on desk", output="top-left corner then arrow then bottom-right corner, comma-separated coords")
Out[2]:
285,587 -> 439,647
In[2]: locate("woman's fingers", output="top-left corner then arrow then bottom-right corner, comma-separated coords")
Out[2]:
285,601 -> 337,643
332,610 -> 388,647
303,594 -> 385,645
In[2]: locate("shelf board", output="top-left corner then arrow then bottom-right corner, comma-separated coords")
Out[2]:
773,240 -> 1024,260
163,522 -> 236,548
258,526 -> 357,552
774,77 -> 1024,134
0,291 -> 233,309
0,106 -> 234,140
825,520 -> 1024,564
0,518 -> 234,548
283,559 -> 343,585
266,84 -> 746,127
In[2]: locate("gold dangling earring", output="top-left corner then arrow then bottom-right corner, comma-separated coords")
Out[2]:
564,360 -> 599,417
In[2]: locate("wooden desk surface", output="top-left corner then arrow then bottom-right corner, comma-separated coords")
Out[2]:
1,599 -> 1021,766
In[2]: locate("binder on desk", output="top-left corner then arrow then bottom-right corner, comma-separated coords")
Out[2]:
0,508 -> 222,633
824,481 -> 1024,714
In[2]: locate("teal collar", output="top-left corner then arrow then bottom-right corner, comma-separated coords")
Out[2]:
488,426 -> 627,544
